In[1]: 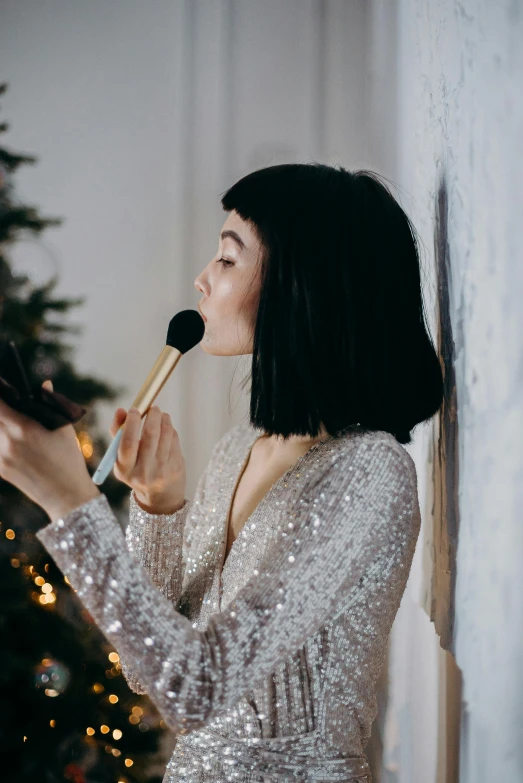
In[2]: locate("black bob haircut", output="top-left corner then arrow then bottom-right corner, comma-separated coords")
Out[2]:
220,162 -> 443,446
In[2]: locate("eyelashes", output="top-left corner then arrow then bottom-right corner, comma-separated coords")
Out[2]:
216,257 -> 234,268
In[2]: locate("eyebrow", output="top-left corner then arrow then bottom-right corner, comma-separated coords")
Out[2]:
220,229 -> 246,251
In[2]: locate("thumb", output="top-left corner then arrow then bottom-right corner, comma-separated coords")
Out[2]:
42,379 -> 54,392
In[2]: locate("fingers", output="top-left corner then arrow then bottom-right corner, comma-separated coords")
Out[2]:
137,406 -> 162,464
110,408 -> 127,437
117,407 -> 142,469
156,412 -> 174,464
167,428 -> 183,465
111,405 -> 175,482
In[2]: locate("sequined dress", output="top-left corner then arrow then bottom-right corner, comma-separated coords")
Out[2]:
36,421 -> 421,783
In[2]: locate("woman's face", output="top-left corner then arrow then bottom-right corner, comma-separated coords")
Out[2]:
194,210 -> 264,356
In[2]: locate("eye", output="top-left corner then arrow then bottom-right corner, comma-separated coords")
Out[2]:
216,257 -> 234,268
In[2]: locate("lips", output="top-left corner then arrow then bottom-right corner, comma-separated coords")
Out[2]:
198,304 -> 207,322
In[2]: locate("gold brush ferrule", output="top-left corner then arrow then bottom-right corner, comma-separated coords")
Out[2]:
130,345 -> 182,416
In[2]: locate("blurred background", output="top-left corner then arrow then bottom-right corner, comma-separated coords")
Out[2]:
0,2 -> 521,782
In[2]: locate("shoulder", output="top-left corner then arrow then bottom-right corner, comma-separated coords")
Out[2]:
314,430 -> 420,537
317,428 -> 418,504
353,430 -> 417,484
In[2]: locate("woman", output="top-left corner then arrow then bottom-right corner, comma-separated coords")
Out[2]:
2,163 -> 443,782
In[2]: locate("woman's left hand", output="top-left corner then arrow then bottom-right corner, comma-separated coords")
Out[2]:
0,379 -> 101,522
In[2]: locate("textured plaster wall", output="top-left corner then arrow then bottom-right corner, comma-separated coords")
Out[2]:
393,1 -> 523,780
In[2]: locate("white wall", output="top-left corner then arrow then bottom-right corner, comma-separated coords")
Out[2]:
0,0 -> 370,500
0,0 -> 187,453
383,1 -> 523,781
364,4 -> 443,781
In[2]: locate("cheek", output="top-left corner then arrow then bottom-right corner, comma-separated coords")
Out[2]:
212,271 -> 260,326
215,280 -> 243,312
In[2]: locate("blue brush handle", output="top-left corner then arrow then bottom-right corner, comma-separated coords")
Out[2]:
92,427 -> 123,485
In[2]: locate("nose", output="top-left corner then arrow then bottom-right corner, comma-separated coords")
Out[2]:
194,261 -> 213,296
194,267 -> 208,292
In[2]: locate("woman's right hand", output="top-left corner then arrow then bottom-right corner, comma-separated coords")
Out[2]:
109,405 -> 186,515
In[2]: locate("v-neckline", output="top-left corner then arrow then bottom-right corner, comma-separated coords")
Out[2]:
217,426 -> 337,590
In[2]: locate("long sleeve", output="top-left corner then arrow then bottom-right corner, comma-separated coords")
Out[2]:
122,424 -> 235,601
35,438 -> 417,736
119,428 -> 225,694
120,492 -> 191,693
125,491 -> 191,600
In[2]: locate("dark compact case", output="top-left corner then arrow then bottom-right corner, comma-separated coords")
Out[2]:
0,340 -> 87,430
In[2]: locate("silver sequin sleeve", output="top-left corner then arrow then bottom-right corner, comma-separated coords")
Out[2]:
120,493 -> 191,693
106,433 -> 228,694
35,437 -> 417,740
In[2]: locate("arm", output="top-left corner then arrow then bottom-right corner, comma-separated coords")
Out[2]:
123,422 -> 238,603
36,438 -> 418,734
119,426 -> 238,693
120,493 -> 191,693
125,491 -> 191,601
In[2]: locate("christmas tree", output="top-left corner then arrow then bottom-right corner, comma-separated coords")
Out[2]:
0,82 -> 168,783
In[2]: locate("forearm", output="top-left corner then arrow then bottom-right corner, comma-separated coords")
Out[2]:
121,491 -> 191,695
36,493 -> 211,730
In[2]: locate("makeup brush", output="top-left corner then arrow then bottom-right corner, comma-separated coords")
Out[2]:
92,309 -> 205,486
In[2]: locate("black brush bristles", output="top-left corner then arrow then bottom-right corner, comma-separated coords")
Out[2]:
166,309 -> 205,353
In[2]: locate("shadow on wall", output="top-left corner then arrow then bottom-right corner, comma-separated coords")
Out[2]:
431,172 -> 460,654
364,173 -> 465,783
431,171 -> 463,782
